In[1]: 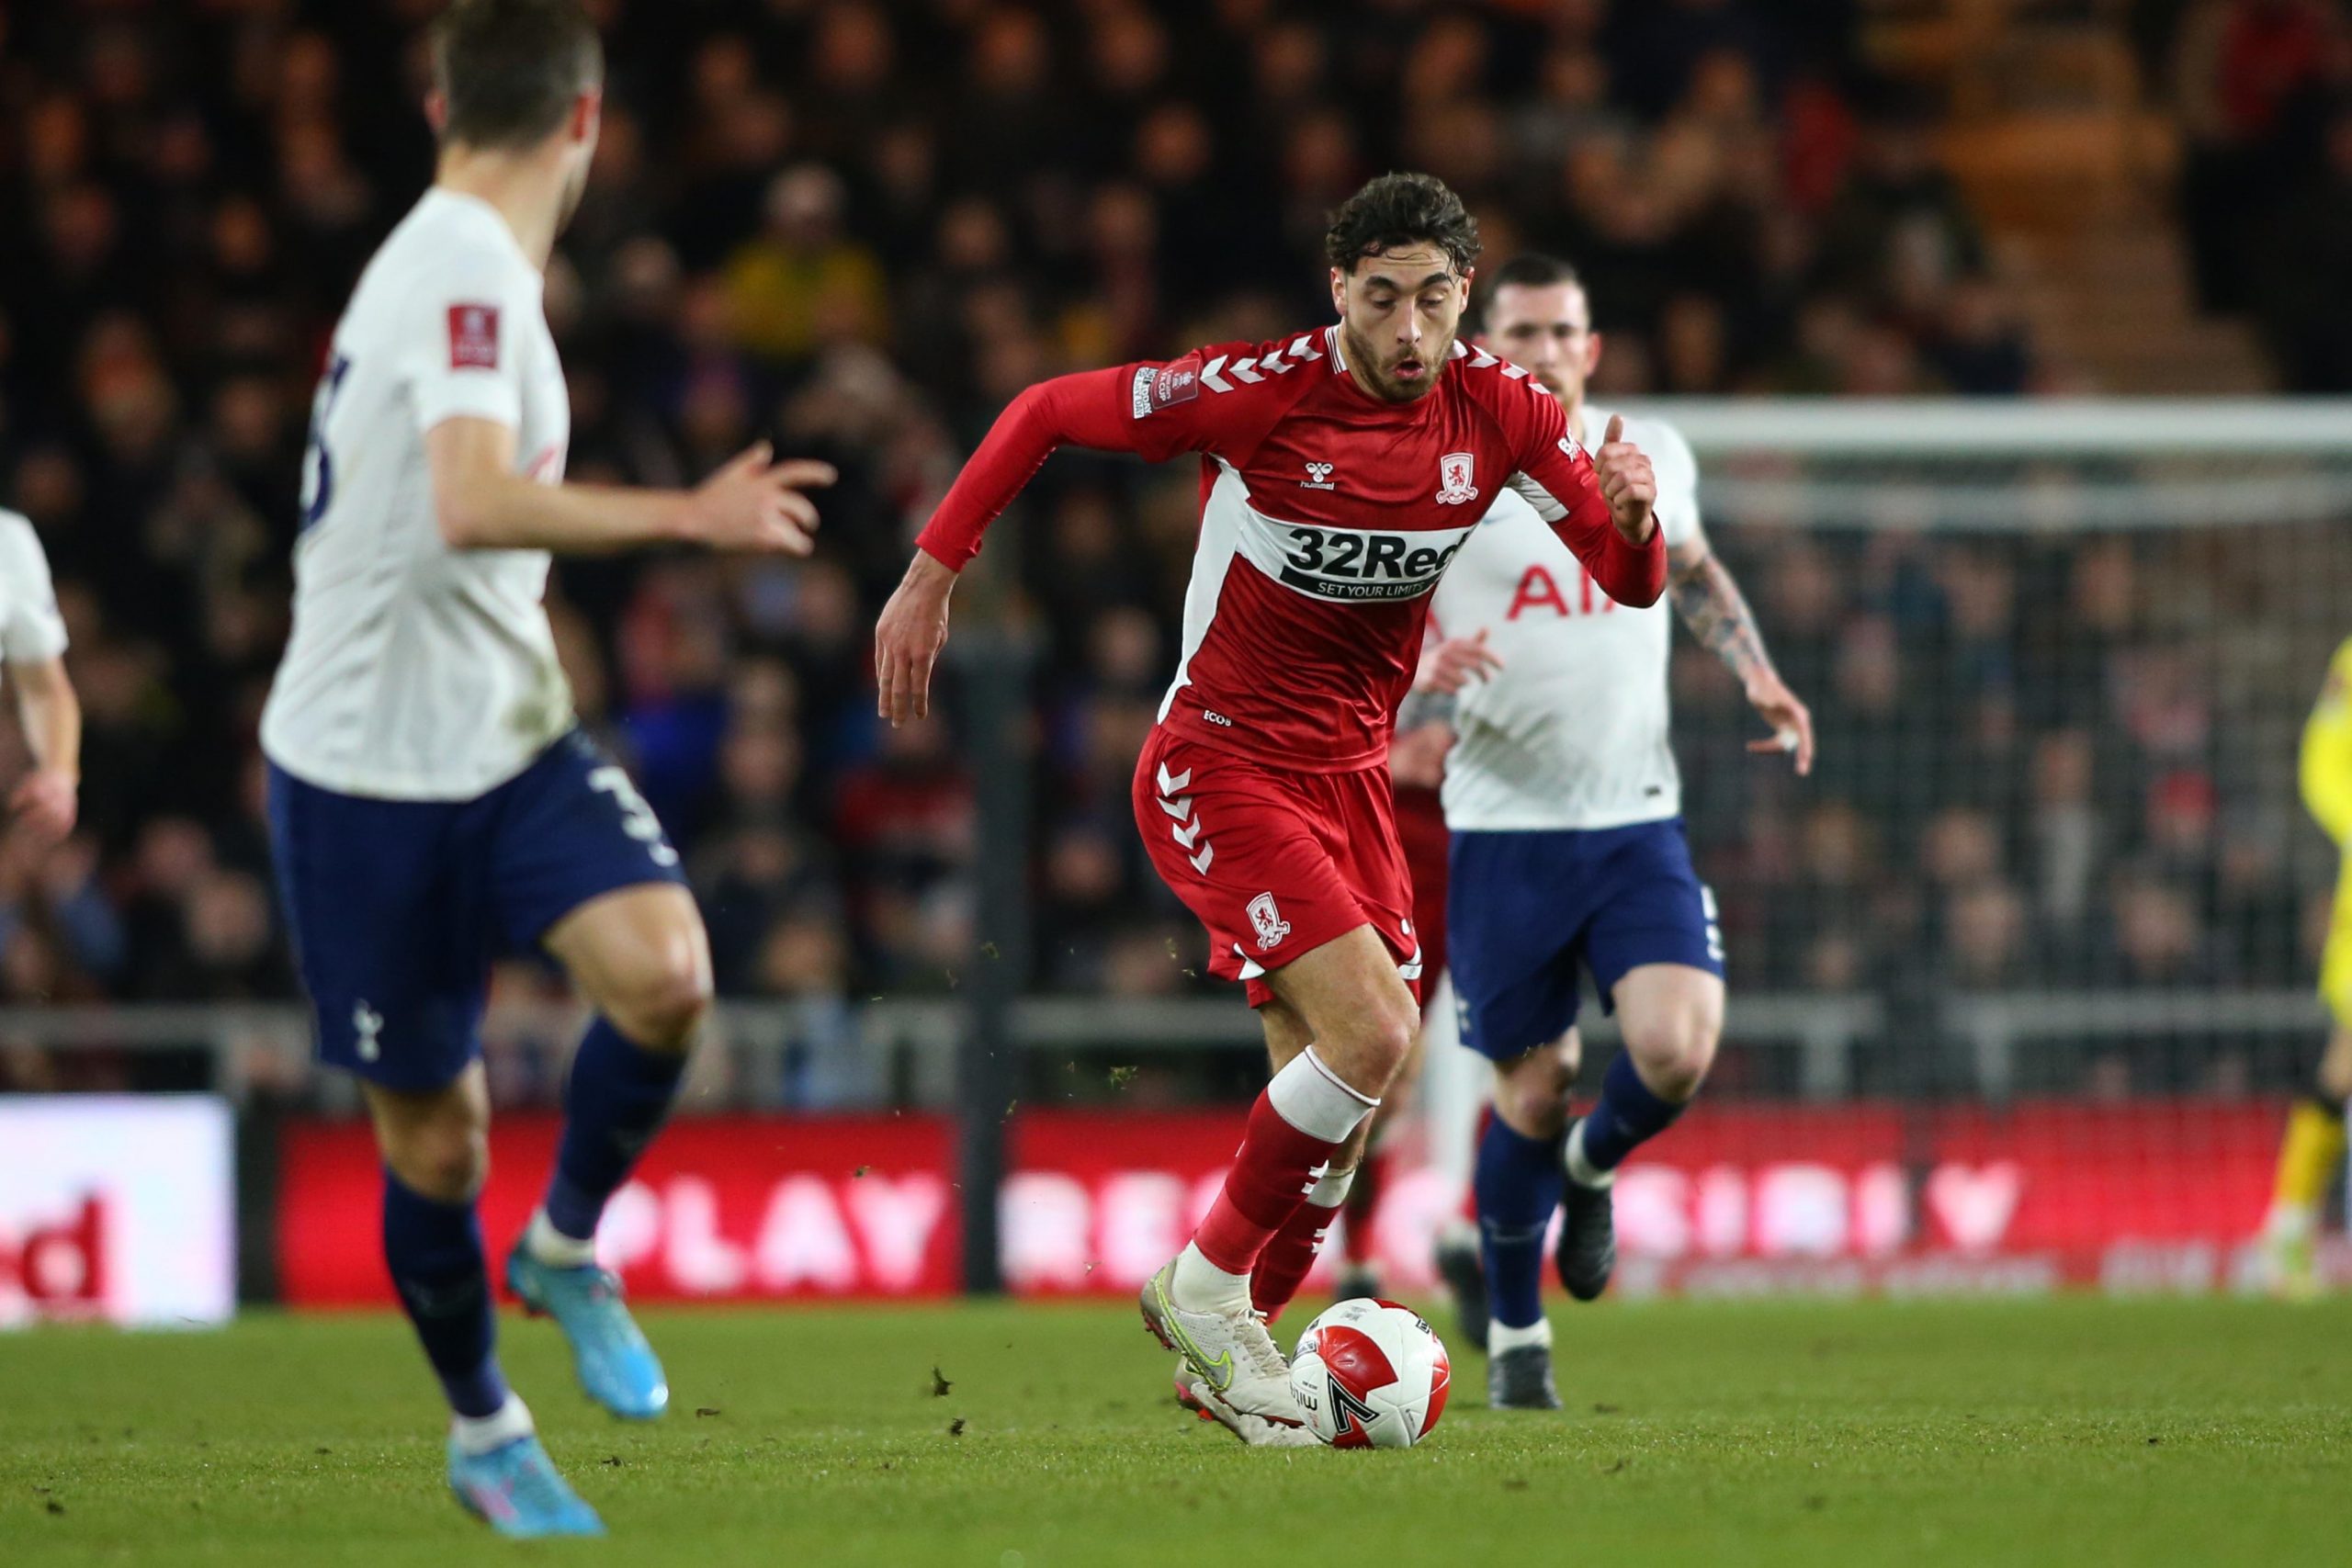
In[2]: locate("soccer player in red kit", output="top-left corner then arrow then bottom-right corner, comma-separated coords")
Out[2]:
874,174 -> 1663,1443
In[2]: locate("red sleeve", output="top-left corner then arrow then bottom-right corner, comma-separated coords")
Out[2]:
1502,385 -> 1668,610
914,352 -> 1232,571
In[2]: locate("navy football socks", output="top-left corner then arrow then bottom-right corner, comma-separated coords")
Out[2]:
1578,1051 -> 1686,1173
1476,1116 -> 1564,1333
382,1172 -> 510,1418
543,1018 -> 689,1243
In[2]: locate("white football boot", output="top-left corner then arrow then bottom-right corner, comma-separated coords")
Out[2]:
1173,1370 -> 1320,1448
1139,1258 -> 1311,1434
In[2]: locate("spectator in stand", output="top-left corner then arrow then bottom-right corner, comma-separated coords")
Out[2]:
0,0 -> 2330,1111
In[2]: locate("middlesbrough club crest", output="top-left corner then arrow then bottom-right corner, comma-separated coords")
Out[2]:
1433,451 -> 1479,505
1247,892 -> 1293,951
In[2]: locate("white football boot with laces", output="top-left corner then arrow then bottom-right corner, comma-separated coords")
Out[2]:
1173,1369 -> 1321,1448
1140,1258 -> 1313,1440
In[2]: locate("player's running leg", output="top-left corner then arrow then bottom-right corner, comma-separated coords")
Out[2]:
1476,1036 -> 1576,1410
1558,963 -> 1723,1301
2259,1027 -> 2352,1299
1143,926 -> 1416,1431
508,884 -> 711,1419
369,1067 -> 603,1539
1246,1000 -> 1359,1323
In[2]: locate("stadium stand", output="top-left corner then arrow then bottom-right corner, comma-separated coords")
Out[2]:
0,0 -> 2346,1109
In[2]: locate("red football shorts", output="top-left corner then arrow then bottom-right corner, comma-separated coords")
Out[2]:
1393,783 -> 1451,982
1133,728 -> 1422,1009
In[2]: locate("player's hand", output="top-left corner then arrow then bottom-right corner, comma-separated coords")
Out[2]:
9,768 -> 77,843
680,441 -> 837,554
1416,629 -> 1503,695
1595,414 -> 1657,542
1743,669 -> 1815,776
875,550 -> 957,727
1389,722 -> 1453,790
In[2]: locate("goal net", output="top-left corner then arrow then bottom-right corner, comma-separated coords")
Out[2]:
1492,397 -> 2352,1297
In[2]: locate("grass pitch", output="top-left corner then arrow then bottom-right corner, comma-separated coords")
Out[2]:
4,1295 -> 2349,1567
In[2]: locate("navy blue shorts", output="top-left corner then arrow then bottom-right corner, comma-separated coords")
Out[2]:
1446,819 -> 1724,1064
267,729 -> 687,1091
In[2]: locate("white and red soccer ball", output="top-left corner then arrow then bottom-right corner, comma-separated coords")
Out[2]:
1289,1298 -> 1450,1449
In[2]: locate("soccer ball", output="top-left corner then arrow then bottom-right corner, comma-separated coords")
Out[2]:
1288,1297 -> 1450,1449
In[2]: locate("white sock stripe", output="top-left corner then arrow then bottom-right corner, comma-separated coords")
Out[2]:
1265,1048 -> 1379,1144
1306,1165 -> 1356,1208
1300,1045 -> 1380,1109
1488,1316 -> 1554,1355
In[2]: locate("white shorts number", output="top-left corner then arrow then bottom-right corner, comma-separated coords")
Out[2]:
1700,885 -> 1725,964
588,765 -> 681,868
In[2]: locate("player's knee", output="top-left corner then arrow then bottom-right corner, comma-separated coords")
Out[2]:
1364,1002 -> 1419,1084
1623,1012 -> 1718,1103
383,1118 -> 488,1202
1494,1048 -> 1574,1140
605,951 -> 714,1054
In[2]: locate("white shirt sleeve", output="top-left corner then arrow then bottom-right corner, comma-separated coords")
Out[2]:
1639,418 -> 1703,551
400,240 -> 535,436
0,513 -> 68,664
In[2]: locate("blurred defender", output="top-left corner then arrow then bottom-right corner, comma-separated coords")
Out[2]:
0,508 -> 81,843
877,174 -> 1665,1444
1401,255 -> 1814,1407
2257,639 -> 2352,1298
259,0 -> 831,1536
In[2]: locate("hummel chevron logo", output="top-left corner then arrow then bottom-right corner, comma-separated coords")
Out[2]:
1229,357 -> 1263,384
1289,334 -> 1322,361
1200,357 -> 1231,393
1156,762 -> 1213,872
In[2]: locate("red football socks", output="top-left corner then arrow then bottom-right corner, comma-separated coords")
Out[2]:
1192,1048 -> 1377,1278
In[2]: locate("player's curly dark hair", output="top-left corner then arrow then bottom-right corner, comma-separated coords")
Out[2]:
431,0 -> 604,151
1323,172 -> 1483,276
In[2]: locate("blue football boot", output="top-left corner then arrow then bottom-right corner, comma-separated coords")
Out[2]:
447,1433 -> 605,1539
507,1247 -> 670,1420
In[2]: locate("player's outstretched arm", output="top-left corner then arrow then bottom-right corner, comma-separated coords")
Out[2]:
6,656 -> 78,842
1668,533 -> 1815,776
426,418 -> 836,556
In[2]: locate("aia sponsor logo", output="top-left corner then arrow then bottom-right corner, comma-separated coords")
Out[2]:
1433,451 -> 1479,505
1247,892 -> 1291,951
447,303 -> 500,370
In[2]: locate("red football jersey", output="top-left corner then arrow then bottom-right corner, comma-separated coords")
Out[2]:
918,325 -> 1665,772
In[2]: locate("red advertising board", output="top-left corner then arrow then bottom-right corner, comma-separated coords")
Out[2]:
278,1113 -> 960,1305
277,1100 -> 2293,1306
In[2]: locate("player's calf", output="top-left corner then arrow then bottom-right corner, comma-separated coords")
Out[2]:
512,887 -> 713,1417
1476,1042 -> 1575,1355
364,1070 -> 539,1457
1558,967 -> 1724,1301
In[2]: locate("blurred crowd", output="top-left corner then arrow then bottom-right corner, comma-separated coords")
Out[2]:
2166,0 -> 2352,391
0,0 -> 2337,1101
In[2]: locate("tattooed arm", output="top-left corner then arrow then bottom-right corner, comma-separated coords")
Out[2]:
1668,531 -> 1815,774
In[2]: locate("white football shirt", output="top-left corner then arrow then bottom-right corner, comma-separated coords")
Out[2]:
1432,406 -> 1702,831
0,510 -> 68,669
261,188 -> 573,801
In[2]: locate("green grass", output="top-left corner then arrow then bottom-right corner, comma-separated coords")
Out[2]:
4,1296 -> 2350,1566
